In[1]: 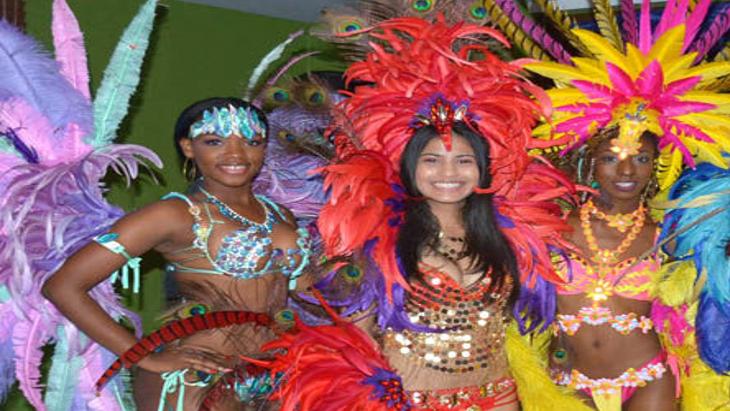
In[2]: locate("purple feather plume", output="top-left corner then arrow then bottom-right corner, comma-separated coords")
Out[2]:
513,275 -> 557,333
620,0 -> 639,45
0,21 -> 91,137
0,145 -> 158,409
1,128 -> 38,164
254,104 -> 332,225
0,304 -> 17,402
689,4 -> 730,62
492,0 -> 573,64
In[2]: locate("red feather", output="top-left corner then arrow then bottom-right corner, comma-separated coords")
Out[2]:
247,316 -> 407,411
317,151 -> 408,299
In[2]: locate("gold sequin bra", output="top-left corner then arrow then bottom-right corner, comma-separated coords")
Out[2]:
384,265 -> 512,374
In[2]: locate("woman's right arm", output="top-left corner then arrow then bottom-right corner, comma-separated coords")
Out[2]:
42,200 -> 229,373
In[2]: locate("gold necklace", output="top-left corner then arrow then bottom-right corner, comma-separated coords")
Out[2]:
580,200 -> 645,265
588,200 -> 645,233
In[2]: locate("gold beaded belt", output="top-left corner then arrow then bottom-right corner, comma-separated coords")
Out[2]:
408,377 -> 516,410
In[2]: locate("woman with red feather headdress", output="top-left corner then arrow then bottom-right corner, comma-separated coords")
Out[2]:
249,15 -> 580,411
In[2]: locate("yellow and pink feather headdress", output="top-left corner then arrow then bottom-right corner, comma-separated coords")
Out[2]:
506,0 -> 730,190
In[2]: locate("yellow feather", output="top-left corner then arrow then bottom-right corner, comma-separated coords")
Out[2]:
656,146 -> 684,190
524,61 -> 597,83
677,112 -> 730,133
681,92 -> 730,110
532,124 -> 553,139
572,29 -> 633,76
505,325 -> 592,411
699,75 -> 730,92
646,25 -> 686,64
683,359 -> 730,410
572,58 -> 610,85
592,0 -> 624,52
693,141 -> 730,168
683,61 -> 730,82
625,43 -> 648,74
672,123 -> 730,152
663,54 -> 698,82
547,88 -> 589,106
656,260 -> 697,307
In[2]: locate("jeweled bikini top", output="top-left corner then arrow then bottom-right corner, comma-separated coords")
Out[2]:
384,265 -> 512,374
553,251 -> 661,336
162,191 -> 310,289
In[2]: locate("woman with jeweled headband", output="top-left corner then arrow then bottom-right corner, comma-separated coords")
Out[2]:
43,97 -> 312,410
247,17 -> 578,411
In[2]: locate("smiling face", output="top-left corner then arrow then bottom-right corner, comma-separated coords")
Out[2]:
593,134 -> 657,203
414,134 -> 480,206
179,133 -> 265,190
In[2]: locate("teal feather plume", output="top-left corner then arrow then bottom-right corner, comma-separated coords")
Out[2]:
44,326 -> 83,411
90,0 -> 156,148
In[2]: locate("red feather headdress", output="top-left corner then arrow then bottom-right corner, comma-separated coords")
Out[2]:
318,16 -> 575,302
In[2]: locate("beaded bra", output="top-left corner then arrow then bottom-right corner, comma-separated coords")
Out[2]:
163,191 -> 311,289
384,265 -> 512,375
554,249 -> 660,336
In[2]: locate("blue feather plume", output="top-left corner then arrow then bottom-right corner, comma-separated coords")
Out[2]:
0,21 -> 91,136
696,293 -> 730,374
44,326 -> 83,411
660,161 -> 730,374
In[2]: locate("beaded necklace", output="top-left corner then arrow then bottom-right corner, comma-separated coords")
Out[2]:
199,188 -> 275,274
199,188 -> 273,233
580,199 -> 645,266
579,199 -> 646,306
588,201 -> 645,233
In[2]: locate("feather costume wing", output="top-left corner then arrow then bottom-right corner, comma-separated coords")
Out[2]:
656,162 -> 730,374
504,160 -> 578,332
317,150 -> 406,300
0,1 -> 160,409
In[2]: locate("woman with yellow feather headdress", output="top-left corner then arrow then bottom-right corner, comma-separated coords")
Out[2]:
492,0 -> 730,410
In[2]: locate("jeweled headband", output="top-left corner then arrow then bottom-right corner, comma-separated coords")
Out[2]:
188,104 -> 267,140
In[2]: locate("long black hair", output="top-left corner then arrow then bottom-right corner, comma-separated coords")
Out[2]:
173,97 -> 269,161
396,122 -> 519,301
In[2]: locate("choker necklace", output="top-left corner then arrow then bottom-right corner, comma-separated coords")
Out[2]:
580,200 -> 645,265
587,199 -> 645,233
199,188 -> 273,232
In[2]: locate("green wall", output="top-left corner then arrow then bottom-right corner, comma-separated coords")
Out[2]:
7,0 -> 340,409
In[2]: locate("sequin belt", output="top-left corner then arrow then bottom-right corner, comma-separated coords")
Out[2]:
408,377 -> 516,410
554,306 -> 653,336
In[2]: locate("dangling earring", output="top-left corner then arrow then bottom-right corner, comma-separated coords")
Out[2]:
182,158 -> 197,180
587,158 -> 599,189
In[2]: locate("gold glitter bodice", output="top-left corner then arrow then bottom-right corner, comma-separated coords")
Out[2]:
384,265 -> 512,375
